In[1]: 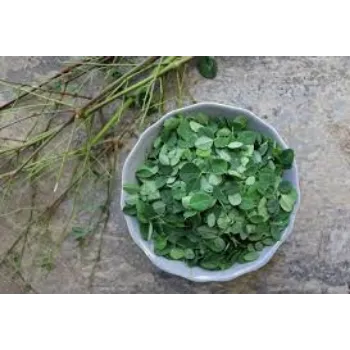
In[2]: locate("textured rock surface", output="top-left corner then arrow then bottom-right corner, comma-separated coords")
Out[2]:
1,56 -> 350,293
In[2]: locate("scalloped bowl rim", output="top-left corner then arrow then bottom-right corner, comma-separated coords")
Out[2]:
120,102 -> 301,282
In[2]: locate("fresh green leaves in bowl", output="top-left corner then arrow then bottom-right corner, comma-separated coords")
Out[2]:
123,113 -> 297,271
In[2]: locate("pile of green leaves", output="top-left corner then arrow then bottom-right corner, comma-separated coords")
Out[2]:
123,113 -> 297,270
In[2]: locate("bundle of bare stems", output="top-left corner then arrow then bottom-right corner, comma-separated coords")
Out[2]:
0,56 -> 195,286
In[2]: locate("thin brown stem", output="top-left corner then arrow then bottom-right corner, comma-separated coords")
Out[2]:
0,57 -> 112,111
1,80 -> 93,100
85,56 -> 193,116
78,56 -> 159,117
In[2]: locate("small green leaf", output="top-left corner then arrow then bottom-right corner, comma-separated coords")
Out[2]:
171,181 -> 187,200
159,145 -> 170,165
239,197 -> 256,210
242,145 -> 254,157
267,199 -> 280,214
258,197 -> 269,219
279,189 -> 297,212
152,201 -> 166,215
123,205 -> 137,216
247,243 -> 255,252
179,163 -> 201,182
155,176 -> 167,189
214,137 -> 231,148
168,148 -> 184,166
190,121 -> 204,132
136,164 -> 158,178
243,251 -> 259,262
280,149 -> 294,169
166,177 -> 176,185
189,192 -> 215,211
207,237 -> 226,252
228,169 -> 243,178
170,248 -> 185,260
125,194 -> 139,206
153,137 -> 162,149
259,142 -> 268,155
246,224 -> 256,234
196,149 -> 211,158
123,184 -> 140,194
248,214 -> 265,224
197,56 -> 218,79
211,158 -> 228,174
252,151 -> 262,163
255,242 -> 264,251
263,238 -> 275,246
195,136 -> 213,150
182,196 -> 192,209
228,141 -> 243,149
208,174 -> 222,186
245,176 -> 256,186
177,119 -> 193,141
278,180 -> 293,194
183,210 -> 197,219
237,131 -> 257,145
200,176 -> 213,193
184,248 -> 195,260
207,213 -> 216,227
217,128 -> 231,137
228,193 -> 242,206
216,149 -> 231,162
197,225 -> 219,239
154,237 -> 167,250
164,117 -> 180,131
200,260 -> 219,270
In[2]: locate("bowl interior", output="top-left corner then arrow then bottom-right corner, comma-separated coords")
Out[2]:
121,103 -> 300,282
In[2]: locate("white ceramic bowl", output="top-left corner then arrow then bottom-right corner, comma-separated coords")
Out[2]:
121,102 -> 301,282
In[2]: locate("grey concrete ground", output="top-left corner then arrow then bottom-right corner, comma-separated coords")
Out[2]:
1,56 -> 350,293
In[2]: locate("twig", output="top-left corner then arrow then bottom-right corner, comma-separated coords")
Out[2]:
0,116 -> 75,180
0,80 -> 92,100
78,56 -> 159,117
0,58 -> 95,111
85,56 -> 193,116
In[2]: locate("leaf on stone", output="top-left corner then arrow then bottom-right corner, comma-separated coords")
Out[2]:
197,56 -> 218,79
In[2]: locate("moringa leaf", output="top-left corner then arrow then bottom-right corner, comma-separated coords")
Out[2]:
197,56 -> 218,79
228,193 -> 242,206
189,192 -> 215,211
123,183 -> 140,194
129,111 -> 297,271
195,136 -> 213,150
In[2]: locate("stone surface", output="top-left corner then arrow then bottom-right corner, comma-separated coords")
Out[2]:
1,56 -> 350,293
